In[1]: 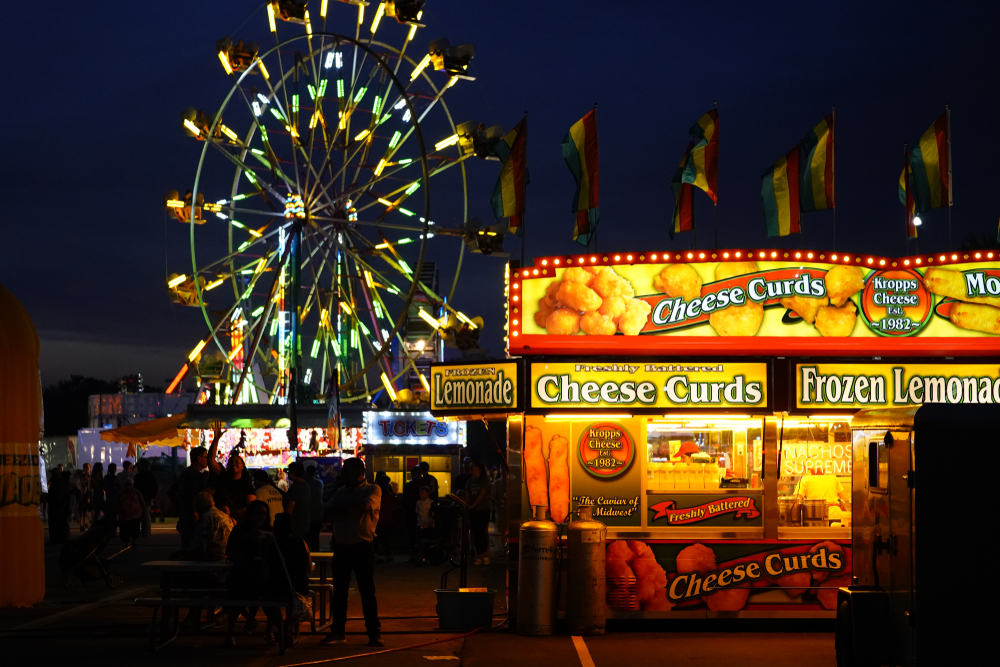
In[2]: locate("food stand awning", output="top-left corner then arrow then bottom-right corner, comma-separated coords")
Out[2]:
99,413 -> 189,454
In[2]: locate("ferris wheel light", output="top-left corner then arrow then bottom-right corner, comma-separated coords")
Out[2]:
393,99 -> 407,111
377,197 -> 394,208
417,372 -> 431,392
446,76 -> 459,89
251,306 -> 265,318
370,2 -> 385,34
456,312 -> 477,329
434,134 -> 460,151
325,52 -> 335,69
252,101 -> 262,117
204,278 -> 225,291
257,60 -> 270,80
188,340 -> 208,361
218,51 -> 234,75
165,199 -> 185,208
398,207 -> 415,216
410,54 -> 432,81
320,0 -> 328,18
407,23 -> 418,41
305,10 -> 312,35
355,129 -> 370,142
267,3 -> 277,32
182,119 -> 201,136
374,158 -> 387,176
402,108 -> 411,122
380,373 -> 398,402
167,274 -> 188,288
219,124 -> 239,142
357,3 -> 365,25
418,309 -> 442,329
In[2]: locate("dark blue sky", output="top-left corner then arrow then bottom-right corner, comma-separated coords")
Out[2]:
3,0 -> 998,386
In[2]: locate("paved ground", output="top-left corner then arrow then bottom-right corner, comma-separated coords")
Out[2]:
0,521 -> 836,666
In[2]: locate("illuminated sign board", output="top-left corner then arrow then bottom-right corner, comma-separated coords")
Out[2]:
363,411 -> 466,445
429,361 -> 521,413
796,363 -> 1000,408
530,362 -> 769,410
508,251 -> 1000,356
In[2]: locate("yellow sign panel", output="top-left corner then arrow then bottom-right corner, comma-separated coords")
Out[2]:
530,362 -> 768,409
796,363 -> 1000,408
430,362 -> 519,411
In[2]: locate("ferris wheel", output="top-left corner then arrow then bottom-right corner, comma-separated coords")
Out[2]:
164,0 -> 489,407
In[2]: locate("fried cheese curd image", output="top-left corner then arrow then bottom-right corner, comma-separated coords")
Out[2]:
779,294 -> 830,324
824,265 -> 865,307
675,543 -> 717,575
535,266 -> 651,335
653,264 -> 703,301
923,267 -> 1000,308
547,434 -> 570,523
950,302 -> 1000,335
706,586 -> 750,612
545,307 -> 582,335
523,426 -> 548,511
714,261 -> 758,282
618,299 -> 652,336
808,541 -> 844,584
607,540 -> 637,564
814,301 -> 857,337
709,301 -> 764,336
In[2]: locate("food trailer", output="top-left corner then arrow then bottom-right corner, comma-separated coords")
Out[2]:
837,404 -> 992,666
432,248 -> 1000,621
362,410 -> 468,495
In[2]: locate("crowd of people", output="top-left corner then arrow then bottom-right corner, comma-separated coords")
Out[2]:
43,424 -> 507,647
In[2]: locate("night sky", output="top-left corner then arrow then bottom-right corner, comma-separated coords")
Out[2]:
4,0 -> 998,388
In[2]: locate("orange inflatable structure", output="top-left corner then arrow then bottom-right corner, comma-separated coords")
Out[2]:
0,285 -> 45,607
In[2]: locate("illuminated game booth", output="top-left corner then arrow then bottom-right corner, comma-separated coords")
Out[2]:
432,249 -> 1000,619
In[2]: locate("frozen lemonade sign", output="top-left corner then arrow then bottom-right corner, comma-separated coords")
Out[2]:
577,422 -> 635,478
797,363 -> 1000,408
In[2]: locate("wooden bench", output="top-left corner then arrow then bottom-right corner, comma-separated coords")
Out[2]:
135,590 -> 320,654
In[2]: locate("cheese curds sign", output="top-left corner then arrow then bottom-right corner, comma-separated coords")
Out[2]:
531,362 -> 768,409
508,252 -> 1000,356
430,361 -> 520,412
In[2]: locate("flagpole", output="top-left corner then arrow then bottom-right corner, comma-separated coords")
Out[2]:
831,105 -> 837,252
903,143 -> 909,257
713,99 -> 718,251
946,104 -> 953,250
521,111 -> 528,265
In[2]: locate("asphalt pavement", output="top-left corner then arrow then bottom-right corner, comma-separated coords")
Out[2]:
0,520 -> 836,666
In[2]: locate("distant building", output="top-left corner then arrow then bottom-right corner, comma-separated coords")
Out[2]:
88,392 -> 194,428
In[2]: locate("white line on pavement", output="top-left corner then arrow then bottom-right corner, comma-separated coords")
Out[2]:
572,636 -> 596,667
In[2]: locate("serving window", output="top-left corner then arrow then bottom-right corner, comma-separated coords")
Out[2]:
645,417 -> 763,492
777,418 -> 853,527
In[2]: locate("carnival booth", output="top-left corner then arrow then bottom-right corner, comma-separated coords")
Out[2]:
431,249 -> 1000,621
362,411 -> 467,495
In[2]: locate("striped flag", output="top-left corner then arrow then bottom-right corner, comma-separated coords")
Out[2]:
799,115 -> 835,211
561,109 -> 600,245
899,150 -> 917,238
908,112 -> 950,212
762,147 -> 800,237
670,109 -> 719,238
491,116 -> 528,236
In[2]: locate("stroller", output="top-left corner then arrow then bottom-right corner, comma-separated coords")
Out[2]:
59,514 -> 131,588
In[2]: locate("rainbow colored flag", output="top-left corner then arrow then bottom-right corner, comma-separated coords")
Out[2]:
491,116 -> 528,235
670,110 -> 718,238
762,147 -> 800,237
908,112 -> 950,212
799,115 -> 835,211
561,110 -> 600,245
899,150 -> 918,238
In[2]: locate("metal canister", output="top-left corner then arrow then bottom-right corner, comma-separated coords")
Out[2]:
778,496 -> 795,526
801,499 -> 829,526
567,505 -> 607,636
517,506 -> 558,636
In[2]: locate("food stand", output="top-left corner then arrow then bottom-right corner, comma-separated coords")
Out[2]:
431,249 -> 1000,620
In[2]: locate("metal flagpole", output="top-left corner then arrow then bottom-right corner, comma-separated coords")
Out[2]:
831,105 -> 837,252
903,143 -> 909,257
713,100 -> 718,251
946,105 -> 953,250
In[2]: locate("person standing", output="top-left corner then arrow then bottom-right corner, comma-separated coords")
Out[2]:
453,457 -> 473,493
90,462 -> 105,522
401,467 -> 422,562
252,469 -> 285,521
417,461 -> 439,500
305,465 -> 324,551
174,444 -> 210,549
283,462 -> 311,541
321,458 -> 382,647
76,463 -> 92,531
133,459 -> 159,538
118,478 -> 144,546
117,460 -> 135,487
104,463 -> 120,518
465,462 -> 492,566
275,469 -> 289,492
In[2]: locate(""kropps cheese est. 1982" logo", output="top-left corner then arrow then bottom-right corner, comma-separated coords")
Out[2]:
577,422 -> 635,478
